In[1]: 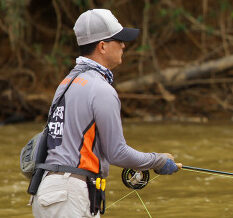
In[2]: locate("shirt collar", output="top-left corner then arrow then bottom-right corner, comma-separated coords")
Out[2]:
75,56 -> 114,85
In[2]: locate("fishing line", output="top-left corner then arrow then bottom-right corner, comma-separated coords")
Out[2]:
135,190 -> 152,218
106,175 -> 160,214
106,189 -> 153,217
149,174 -> 160,182
105,189 -> 135,209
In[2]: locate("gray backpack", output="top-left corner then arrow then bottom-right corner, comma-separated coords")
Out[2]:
20,132 -> 43,179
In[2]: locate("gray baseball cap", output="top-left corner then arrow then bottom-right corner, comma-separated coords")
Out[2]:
73,9 -> 140,46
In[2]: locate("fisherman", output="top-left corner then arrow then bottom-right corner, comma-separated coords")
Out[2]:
32,9 -> 182,218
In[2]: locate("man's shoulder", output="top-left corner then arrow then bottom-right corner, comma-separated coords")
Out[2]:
65,69 -> 117,96
86,70 -> 114,90
94,77 -> 116,94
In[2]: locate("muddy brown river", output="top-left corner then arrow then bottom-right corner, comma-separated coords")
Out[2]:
0,122 -> 232,218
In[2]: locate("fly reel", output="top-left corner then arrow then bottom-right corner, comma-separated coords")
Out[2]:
121,168 -> 150,189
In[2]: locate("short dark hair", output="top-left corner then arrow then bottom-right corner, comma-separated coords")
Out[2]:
79,41 -> 99,56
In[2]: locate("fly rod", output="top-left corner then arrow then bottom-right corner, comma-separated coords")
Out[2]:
182,165 -> 233,176
121,166 -> 233,189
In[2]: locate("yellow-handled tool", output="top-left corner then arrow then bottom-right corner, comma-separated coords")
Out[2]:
96,178 -> 101,189
101,179 -> 106,191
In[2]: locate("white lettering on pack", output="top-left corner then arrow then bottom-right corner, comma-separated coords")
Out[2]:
47,98 -> 65,149
53,106 -> 64,121
49,122 -> 63,137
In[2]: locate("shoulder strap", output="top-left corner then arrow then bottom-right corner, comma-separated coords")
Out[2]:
47,72 -> 81,123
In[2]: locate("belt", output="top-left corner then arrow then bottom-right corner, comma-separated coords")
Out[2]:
47,171 -> 87,182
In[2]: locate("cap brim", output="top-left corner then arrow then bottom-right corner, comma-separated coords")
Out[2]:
111,27 -> 140,42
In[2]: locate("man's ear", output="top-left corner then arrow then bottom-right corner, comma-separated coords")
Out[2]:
97,41 -> 106,55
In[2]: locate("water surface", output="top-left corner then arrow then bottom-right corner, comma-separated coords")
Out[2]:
0,122 -> 232,218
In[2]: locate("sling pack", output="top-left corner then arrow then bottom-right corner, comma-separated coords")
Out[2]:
20,72 -> 81,194
20,68 -> 106,214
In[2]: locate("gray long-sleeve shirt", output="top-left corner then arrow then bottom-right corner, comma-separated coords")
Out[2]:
45,57 -> 167,177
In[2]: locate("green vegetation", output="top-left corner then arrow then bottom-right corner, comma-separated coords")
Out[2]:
1,0 -> 233,122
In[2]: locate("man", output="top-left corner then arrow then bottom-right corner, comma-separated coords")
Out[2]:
32,9 -> 182,218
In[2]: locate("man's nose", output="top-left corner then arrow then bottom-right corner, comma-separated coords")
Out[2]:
121,42 -> 125,49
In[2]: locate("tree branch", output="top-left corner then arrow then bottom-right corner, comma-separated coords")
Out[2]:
52,0 -> 62,55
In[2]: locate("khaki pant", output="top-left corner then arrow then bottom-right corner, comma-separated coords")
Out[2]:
32,173 -> 100,218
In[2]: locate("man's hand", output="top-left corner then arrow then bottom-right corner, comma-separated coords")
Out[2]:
154,153 -> 182,175
163,153 -> 182,169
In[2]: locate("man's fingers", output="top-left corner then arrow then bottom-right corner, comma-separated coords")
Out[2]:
163,153 -> 174,161
163,153 -> 182,171
176,163 -> 182,169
